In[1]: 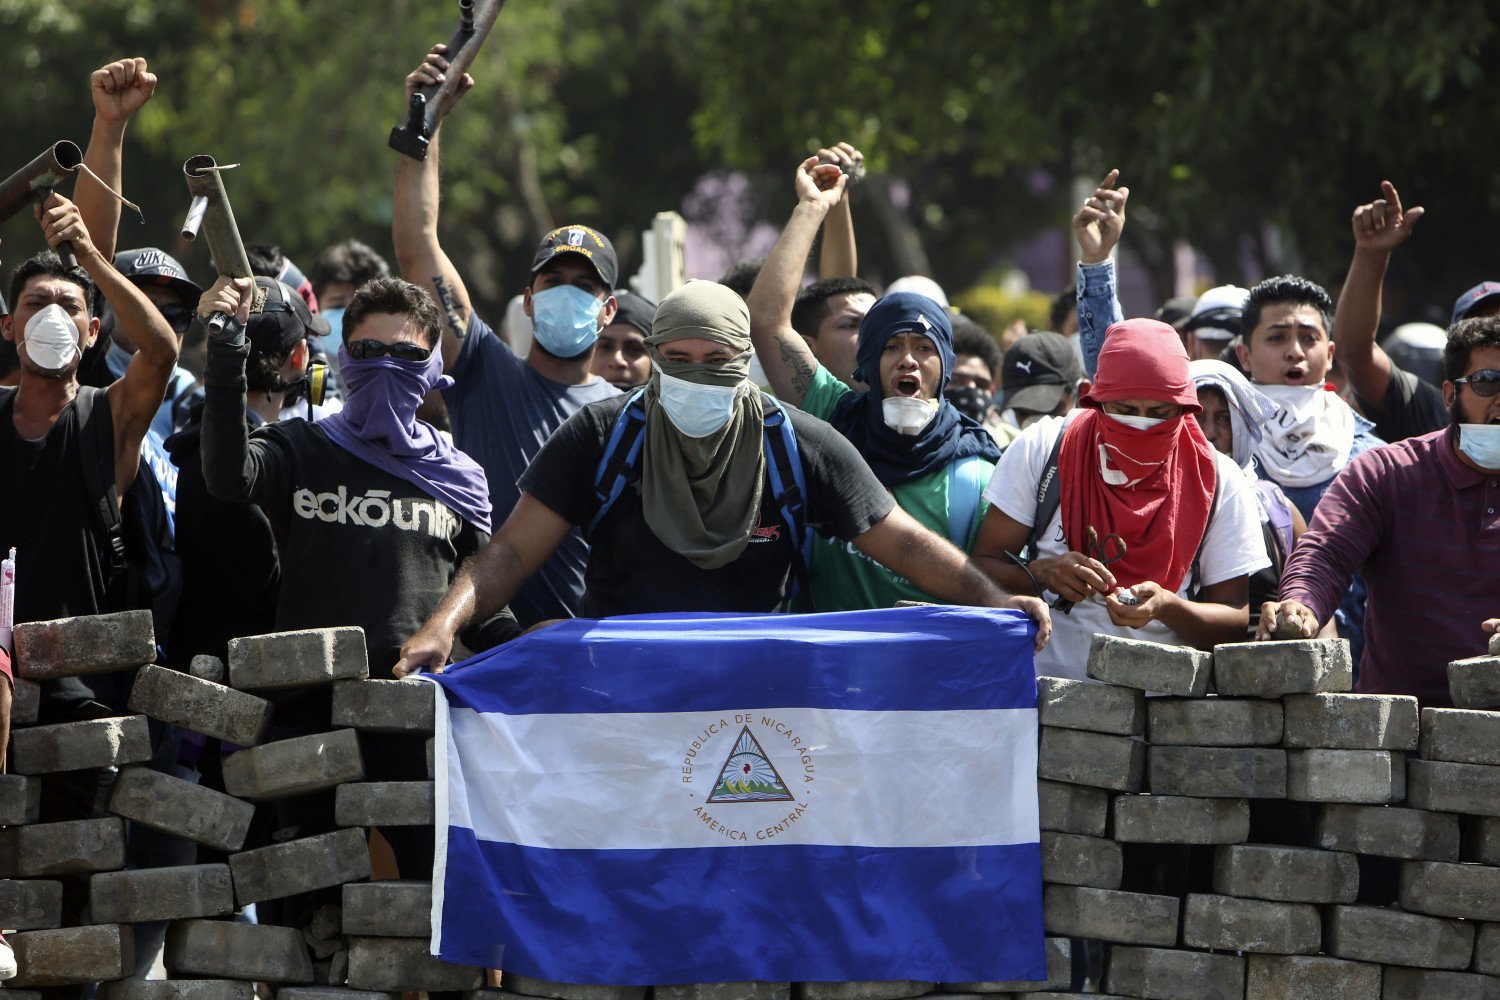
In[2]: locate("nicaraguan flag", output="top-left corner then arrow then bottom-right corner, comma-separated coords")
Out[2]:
424,605 -> 1044,985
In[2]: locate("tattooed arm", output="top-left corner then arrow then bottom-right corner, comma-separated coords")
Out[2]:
746,155 -> 849,406
393,44 -> 476,373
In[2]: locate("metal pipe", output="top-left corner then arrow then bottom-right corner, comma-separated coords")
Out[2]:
0,141 -> 85,268
182,154 -> 252,332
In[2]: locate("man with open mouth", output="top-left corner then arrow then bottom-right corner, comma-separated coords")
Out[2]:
746,148 -> 1004,611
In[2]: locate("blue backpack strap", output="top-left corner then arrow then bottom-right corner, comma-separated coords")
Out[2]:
945,454 -> 991,549
761,398 -> 813,610
588,388 -> 650,537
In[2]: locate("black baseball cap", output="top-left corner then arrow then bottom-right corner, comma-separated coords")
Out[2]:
1453,281 -> 1500,326
114,248 -> 203,310
531,225 -> 618,290
246,276 -> 329,354
610,290 -> 656,335
1001,331 -> 1084,413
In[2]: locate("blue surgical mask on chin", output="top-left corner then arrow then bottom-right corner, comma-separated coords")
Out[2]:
531,285 -> 603,358
1458,424 -> 1500,470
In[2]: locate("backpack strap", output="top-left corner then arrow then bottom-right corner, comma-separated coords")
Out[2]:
945,454 -> 990,549
1187,468 -> 1222,596
1024,429 -> 1067,561
761,398 -> 813,612
73,387 -> 129,577
587,388 -> 650,537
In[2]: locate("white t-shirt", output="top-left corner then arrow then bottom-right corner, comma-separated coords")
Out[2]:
984,414 -> 1270,681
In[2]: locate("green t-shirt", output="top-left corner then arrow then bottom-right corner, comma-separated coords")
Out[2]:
798,366 -> 993,611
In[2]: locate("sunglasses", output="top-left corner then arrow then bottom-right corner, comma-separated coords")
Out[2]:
346,339 -> 433,362
157,304 -> 193,333
1455,369 -> 1500,397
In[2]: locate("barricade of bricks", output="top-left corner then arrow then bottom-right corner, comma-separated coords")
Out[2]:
8,611 -> 1500,999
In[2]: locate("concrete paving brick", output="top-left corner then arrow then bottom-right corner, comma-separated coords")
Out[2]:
1317,803 -> 1460,861
9,715 -> 151,774
10,677 -> 39,725
331,678 -> 435,733
0,817 -> 125,876
89,864 -> 233,923
941,936 -> 1070,993
794,985 -> 931,1000
1287,749 -> 1404,803
10,924 -> 132,987
1213,638 -> 1352,696
221,728 -> 364,800
1086,633 -> 1211,696
1492,633 -> 1500,656
189,654 -> 227,683
1041,885 -> 1179,946
1381,967 -> 1500,999
1244,954 -> 1381,1000
278,991 -> 398,1000
229,828 -> 371,904
1470,817 -> 1500,865
1182,892 -> 1321,954
13,610 -> 154,678
1400,860 -> 1500,921
100,980 -> 254,1000
165,918 -> 314,982
227,626 -> 368,690
1040,832 -> 1122,889
1421,707 -> 1500,765
1037,727 -> 1144,791
426,735 -> 435,778
128,663 -> 274,746
1475,923 -> 1500,975
656,985 -> 789,1000
1105,946 -> 1244,1000
1409,759 -> 1500,817
1327,905 -> 1474,969
346,936 -> 483,992
1282,692 -> 1419,749
1146,697 -> 1282,746
0,774 -> 41,825
1036,676 -> 1143,736
1112,794 -> 1249,844
1148,746 -> 1286,798
1450,655 -> 1500,709
334,781 -> 433,827
1212,843 -> 1358,903
342,880 -> 431,937
503,981 -> 648,1000
0,878 -> 62,929
107,765 -> 255,853
1037,780 -> 1108,837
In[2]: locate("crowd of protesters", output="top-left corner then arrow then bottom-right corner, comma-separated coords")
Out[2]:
2,47 -> 1499,979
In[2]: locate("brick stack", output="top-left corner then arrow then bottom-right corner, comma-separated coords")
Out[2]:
10,611 -> 1500,999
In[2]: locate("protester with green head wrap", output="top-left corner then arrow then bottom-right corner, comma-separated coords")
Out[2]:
395,281 -> 1053,676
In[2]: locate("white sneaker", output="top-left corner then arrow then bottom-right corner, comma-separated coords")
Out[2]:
0,934 -> 16,980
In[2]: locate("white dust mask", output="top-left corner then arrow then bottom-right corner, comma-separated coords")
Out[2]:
1106,412 -> 1166,431
22,304 -> 81,372
881,396 -> 937,435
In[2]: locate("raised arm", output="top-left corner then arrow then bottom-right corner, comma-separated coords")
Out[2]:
1332,180 -> 1424,411
1072,169 -> 1128,377
392,43 -> 477,373
745,156 -> 847,405
395,493 -> 573,675
77,58 -> 156,263
816,142 -> 862,279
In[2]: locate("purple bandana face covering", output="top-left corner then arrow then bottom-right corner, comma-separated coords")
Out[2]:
316,340 -> 492,532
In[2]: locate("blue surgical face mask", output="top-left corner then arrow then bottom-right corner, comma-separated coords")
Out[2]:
320,306 -> 345,341
1458,424 -> 1500,470
655,367 -> 740,438
531,285 -> 604,358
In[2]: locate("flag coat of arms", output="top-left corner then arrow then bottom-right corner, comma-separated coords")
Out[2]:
424,605 -> 1045,985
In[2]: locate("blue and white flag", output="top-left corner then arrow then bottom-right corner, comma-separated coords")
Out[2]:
425,605 -> 1044,986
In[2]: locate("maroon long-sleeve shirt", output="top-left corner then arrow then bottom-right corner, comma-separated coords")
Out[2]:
1279,426 -> 1500,705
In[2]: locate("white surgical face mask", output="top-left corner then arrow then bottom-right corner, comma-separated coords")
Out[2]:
22,303 -> 81,372
881,396 -> 938,435
1458,424 -> 1500,470
656,368 -> 740,438
1106,411 -> 1166,431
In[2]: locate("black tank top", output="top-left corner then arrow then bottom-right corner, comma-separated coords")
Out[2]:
0,388 -> 114,624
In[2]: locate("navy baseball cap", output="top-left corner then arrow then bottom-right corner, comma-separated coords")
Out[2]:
114,248 -> 203,311
246,276 -> 330,354
531,225 -> 618,290
1453,282 -> 1500,326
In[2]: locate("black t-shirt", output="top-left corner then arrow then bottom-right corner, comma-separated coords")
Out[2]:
519,394 -> 896,617
0,388 -> 113,624
1356,363 -> 1447,444
200,339 -> 511,675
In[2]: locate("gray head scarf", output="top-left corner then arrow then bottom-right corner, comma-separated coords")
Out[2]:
1188,358 -> 1281,471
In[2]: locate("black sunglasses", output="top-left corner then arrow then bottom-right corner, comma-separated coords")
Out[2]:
1455,369 -> 1500,398
157,304 -> 193,333
346,339 -> 433,362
